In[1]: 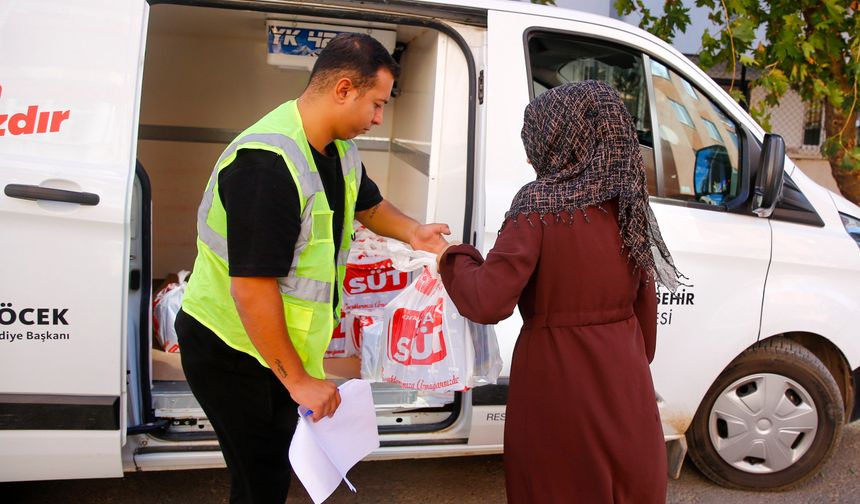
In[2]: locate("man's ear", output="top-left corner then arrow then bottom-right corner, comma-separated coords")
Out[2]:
333,77 -> 354,103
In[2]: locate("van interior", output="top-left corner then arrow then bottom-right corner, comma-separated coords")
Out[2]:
128,3 -> 472,439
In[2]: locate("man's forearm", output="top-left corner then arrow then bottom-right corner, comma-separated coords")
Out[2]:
356,199 -> 419,243
357,199 -> 451,253
230,276 -> 341,420
230,276 -> 307,387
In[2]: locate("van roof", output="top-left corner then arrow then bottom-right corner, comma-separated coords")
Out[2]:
309,0 -> 681,60
301,0 -> 637,32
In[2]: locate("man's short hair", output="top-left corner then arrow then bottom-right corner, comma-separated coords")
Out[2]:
308,33 -> 400,94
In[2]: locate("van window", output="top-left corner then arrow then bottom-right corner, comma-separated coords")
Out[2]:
649,63 -> 741,206
527,32 -> 657,195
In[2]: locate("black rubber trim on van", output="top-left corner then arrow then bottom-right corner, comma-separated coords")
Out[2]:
471,381 -> 509,406
851,366 -> 860,422
380,438 -> 468,447
0,395 -> 119,430
146,0 -> 481,436
376,393 -> 463,435
135,161 -> 155,425
771,174 -> 825,227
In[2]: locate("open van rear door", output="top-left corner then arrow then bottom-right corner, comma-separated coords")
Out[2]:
0,0 -> 147,481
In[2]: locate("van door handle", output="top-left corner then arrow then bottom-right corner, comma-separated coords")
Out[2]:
4,184 -> 100,206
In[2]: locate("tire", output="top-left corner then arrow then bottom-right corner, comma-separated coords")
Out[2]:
687,337 -> 844,490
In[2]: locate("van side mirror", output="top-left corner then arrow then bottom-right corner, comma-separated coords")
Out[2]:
753,134 -> 786,217
694,145 -> 731,205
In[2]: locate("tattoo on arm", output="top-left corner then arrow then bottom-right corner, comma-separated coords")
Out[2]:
274,359 -> 288,379
366,203 -> 380,221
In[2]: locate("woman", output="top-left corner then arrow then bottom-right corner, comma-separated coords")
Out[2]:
438,81 -> 684,503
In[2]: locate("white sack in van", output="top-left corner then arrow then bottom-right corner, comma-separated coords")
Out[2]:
152,271 -> 189,353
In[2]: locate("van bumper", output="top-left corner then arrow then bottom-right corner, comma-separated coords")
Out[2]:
851,367 -> 860,422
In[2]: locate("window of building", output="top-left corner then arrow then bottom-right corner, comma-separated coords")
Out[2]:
527,32 -> 657,194
702,118 -> 723,143
803,101 -> 823,146
650,61 -> 741,206
650,60 -> 670,80
670,99 -> 695,128
710,102 -> 739,146
681,79 -> 698,100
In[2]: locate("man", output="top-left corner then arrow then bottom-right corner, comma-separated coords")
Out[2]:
175,33 -> 450,503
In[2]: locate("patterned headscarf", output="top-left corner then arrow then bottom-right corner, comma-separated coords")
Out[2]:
507,80 -> 685,290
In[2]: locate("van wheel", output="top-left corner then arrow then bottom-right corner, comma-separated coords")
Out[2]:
686,337 -> 843,490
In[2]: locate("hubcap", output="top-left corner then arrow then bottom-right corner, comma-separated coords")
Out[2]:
709,373 -> 818,474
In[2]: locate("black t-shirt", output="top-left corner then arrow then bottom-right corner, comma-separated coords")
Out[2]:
217,145 -> 383,278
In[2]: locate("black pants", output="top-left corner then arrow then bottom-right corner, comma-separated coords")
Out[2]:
175,309 -> 299,504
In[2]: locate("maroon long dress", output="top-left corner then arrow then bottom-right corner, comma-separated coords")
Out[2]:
439,199 -> 667,503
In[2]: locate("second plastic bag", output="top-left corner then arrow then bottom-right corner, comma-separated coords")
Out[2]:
379,266 -> 471,392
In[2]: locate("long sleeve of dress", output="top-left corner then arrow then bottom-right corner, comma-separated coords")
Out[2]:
439,218 -> 542,325
633,273 -> 658,363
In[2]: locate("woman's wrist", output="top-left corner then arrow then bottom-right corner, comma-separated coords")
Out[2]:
436,241 -> 461,270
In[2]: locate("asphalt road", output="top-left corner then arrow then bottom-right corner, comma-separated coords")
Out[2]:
6,422 -> 860,503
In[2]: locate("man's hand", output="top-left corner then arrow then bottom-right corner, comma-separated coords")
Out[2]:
231,277 -> 341,421
357,200 -> 452,253
286,373 -> 342,422
410,223 -> 451,254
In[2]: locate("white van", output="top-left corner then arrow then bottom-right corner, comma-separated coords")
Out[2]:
2,0 -> 859,492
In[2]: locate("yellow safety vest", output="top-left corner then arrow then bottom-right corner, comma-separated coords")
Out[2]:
182,100 -> 360,379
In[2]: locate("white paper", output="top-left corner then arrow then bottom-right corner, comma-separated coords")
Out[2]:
289,379 -> 379,504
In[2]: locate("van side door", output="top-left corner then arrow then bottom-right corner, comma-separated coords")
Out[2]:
0,0 -> 147,481
486,10 -> 772,436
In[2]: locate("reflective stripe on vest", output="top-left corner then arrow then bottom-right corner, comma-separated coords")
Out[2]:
337,145 -> 362,269
195,132 -> 334,304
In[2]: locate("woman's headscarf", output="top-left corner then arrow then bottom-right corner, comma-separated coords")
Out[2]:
507,80 -> 685,291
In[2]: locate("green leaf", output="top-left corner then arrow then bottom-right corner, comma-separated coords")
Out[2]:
732,18 -> 757,44
614,0 -> 632,16
801,42 -> 816,63
728,88 -> 746,104
822,0 -> 846,20
813,78 -> 827,97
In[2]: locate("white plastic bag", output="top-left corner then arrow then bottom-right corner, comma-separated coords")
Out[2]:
466,321 -> 503,387
325,311 -> 354,358
355,312 -> 384,381
379,266 -> 471,392
152,270 -> 189,353
325,226 -> 411,358
371,240 -> 503,391
343,228 -> 412,312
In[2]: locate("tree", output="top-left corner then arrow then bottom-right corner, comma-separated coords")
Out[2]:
615,0 -> 860,204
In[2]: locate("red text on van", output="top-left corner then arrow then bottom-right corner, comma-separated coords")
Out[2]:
0,105 -> 70,137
